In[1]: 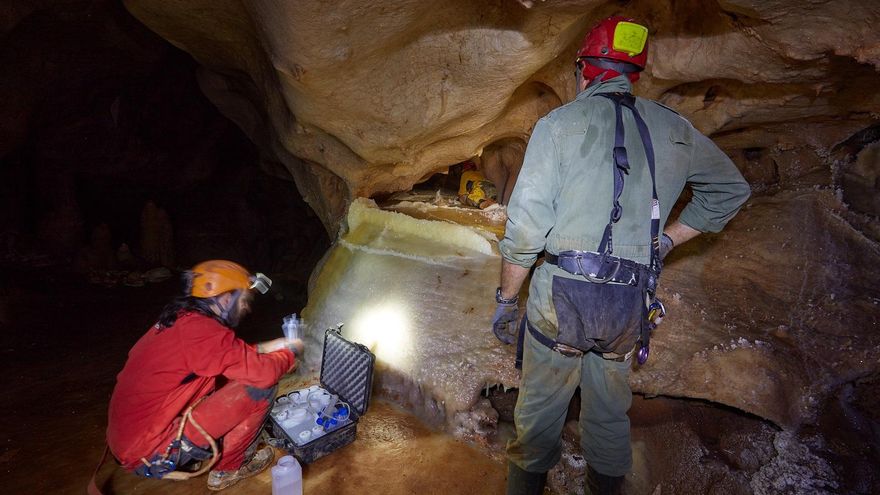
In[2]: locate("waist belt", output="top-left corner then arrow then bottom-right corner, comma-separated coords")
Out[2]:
545,251 -> 655,288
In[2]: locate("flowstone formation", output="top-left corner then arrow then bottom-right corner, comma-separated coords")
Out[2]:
296,189 -> 879,431
299,198 -> 517,430
292,189 -> 879,494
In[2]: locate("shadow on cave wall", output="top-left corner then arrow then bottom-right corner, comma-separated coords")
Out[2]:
0,0 -> 328,295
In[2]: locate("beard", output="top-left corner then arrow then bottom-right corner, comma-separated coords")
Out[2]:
224,307 -> 242,328
218,291 -> 249,328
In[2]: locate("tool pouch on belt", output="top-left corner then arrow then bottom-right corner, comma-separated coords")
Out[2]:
551,274 -> 647,355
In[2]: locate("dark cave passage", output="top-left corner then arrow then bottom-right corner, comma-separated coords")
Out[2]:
0,0 -> 328,287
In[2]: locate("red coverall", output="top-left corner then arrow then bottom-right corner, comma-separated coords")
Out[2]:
107,312 -> 295,472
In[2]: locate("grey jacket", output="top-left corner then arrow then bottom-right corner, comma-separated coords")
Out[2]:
500,75 -> 750,336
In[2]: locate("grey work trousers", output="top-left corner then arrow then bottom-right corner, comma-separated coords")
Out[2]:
507,328 -> 633,477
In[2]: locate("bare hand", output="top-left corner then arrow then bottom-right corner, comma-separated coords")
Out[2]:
287,338 -> 304,356
258,338 -> 304,355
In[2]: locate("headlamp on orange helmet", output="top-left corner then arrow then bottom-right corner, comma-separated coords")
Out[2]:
250,272 -> 272,294
189,260 -> 272,298
576,16 -> 649,88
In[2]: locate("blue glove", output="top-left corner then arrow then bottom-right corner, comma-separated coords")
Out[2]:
492,287 -> 520,344
492,300 -> 519,345
659,233 -> 674,260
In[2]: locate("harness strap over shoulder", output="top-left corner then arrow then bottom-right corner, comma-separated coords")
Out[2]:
515,92 -> 666,369
595,92 -> 662,274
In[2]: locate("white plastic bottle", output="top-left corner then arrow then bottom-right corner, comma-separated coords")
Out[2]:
271,455 -> 303,495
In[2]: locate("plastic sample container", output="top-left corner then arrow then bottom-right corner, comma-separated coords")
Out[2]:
271,455 -> 302,495
268,327 -> 375,464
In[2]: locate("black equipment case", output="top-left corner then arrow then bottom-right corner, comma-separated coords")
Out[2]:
268,327 -> 375,464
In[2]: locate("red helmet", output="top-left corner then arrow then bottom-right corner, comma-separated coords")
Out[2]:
577,16 -> 649,84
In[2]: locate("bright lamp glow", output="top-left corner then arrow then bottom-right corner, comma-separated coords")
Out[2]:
347,303 -> 410,366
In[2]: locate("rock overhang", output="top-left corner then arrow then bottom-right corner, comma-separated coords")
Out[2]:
122,0 -> 879,232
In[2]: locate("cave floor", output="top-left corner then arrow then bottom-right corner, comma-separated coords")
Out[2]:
1,268 -> 506,495
3,265 -> 877,494
92,400 -> 507,494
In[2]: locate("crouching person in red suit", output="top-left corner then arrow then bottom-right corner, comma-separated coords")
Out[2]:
106,260 -> 304,491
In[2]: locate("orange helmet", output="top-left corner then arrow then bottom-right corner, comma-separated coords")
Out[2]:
189,260 -> 272,298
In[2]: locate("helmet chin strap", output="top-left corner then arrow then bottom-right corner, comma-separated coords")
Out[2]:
576,68 -> 610,93
217,290 -> 242,327
577,58 -> 642,92
575,63 -> 585,94
578,61 -> 615,93
587,70 -> 609,88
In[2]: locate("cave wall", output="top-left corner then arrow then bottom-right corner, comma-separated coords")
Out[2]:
121,0 -> 880,232
113,0 -> 880,434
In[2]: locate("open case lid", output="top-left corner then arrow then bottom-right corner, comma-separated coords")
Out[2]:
319,326 -> 375,417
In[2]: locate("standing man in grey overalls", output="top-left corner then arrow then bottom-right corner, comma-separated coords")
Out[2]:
491,16 -> 751,495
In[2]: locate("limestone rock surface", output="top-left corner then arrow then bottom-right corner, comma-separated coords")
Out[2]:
296,190 -> 879,431
120,1 -> 880,429
633,189 -> 880,426
123,0 -> 880,232
298,198 -> 518,429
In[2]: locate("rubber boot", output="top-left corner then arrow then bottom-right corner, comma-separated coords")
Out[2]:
585,465 -> 624,495
506,462 -> 547,495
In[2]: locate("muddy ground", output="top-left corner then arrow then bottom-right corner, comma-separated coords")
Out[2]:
1,267 -> 509,495
2,266 -> 877,494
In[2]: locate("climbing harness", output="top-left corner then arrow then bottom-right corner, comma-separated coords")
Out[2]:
138,398 -> 218,480
87,399 -> 219,495
531,92 -> 665,364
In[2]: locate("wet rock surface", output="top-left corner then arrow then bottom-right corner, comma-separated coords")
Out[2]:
295,191 -> 880,492
302,187 -> 880,433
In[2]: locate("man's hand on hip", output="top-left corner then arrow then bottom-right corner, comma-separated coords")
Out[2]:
659,233 -> 674,260
661,221 -> 702,260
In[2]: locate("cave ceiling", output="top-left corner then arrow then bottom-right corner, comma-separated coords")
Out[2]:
122,0 -> 880,232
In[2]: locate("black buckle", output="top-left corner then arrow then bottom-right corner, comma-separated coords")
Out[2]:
580,254 -> 621,284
